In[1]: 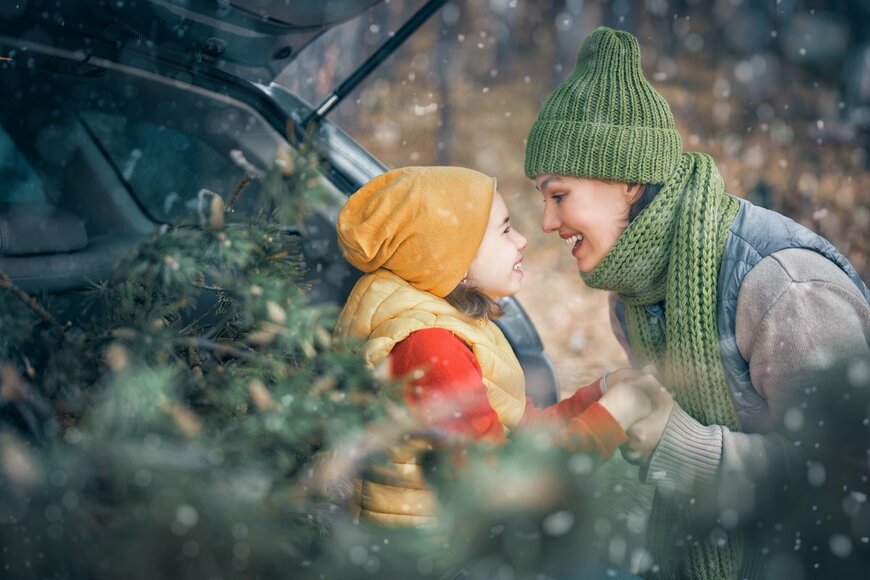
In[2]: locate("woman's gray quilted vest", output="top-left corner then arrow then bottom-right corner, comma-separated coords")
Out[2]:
613,197 -> 869,426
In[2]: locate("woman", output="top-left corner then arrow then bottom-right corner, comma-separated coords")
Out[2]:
333,165 -> 655,527
524,27 -> 870,579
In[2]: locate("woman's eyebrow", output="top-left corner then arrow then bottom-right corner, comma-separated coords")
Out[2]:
537,176 -> 563,191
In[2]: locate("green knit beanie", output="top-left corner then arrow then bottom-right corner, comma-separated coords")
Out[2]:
525,27 -> 682,183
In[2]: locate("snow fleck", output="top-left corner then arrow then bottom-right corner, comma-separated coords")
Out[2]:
685,33 -> 703,52
609,534 -> 628,562
234,542 -> 250,559
413,103 -> 437,116
594,517 -> 612,537
847,358 -> 870,387
232,523 -> 248,541
542,510 -> 575,536
44,504 -> 62,522
807,462 -> 826,487
829,534 -> 852,558
569,453 -> 594,475
783,407 -> 804,432
568,330 -> 586,353
62,491 -> 79,510
50,470 -> 68,487
556,12 -> 573,33
710,527 -> 728,547
207,447 -> 225,466
134,469 -> 152,487
349,545 -> 368,565
183,540 -> 199,558
842,491 -> 866,517
176,504 -> 199,527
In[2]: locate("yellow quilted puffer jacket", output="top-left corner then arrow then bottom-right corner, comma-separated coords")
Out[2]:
334,269 -> 526,526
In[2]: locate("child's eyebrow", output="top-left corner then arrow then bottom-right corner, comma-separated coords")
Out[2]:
499,216 -> 510,228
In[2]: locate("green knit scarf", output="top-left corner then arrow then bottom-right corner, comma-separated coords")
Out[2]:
583,152 -> 743,579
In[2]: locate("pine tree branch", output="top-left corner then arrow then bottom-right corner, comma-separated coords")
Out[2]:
0,269 -> 66,339
201,312 -> 234,341
227,174 -> 252,211
173,337 -> 286,371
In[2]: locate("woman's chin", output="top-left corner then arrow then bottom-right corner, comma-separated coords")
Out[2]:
576,252 -> 607,273
575,256 -> 594,273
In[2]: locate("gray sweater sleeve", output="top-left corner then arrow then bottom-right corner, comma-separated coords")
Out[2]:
642,248 -> 870,505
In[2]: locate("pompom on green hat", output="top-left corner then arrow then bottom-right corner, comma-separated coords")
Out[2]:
525,27 -> 682,183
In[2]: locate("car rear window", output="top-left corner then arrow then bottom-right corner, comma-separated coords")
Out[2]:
80,111 -> 263,223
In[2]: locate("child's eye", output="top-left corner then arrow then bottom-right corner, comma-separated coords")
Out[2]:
503,224 -> 512,234
552,193 -> 566,203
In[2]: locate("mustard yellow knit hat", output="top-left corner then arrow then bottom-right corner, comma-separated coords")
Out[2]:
337,166 -> 496,298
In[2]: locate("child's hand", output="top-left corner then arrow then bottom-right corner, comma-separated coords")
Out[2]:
602,366 -> 644,390
598,379 -> 652,431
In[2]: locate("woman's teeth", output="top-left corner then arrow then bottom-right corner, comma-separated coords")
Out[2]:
564,234 -> 583,247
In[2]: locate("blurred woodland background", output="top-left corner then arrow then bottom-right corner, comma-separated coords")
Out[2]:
280,0 -> 870,393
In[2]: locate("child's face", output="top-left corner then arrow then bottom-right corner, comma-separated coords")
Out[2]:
467,191 -> 528,300
535,175 -> 634,272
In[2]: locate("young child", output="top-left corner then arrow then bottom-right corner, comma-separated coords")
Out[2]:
333,166 -> 654,526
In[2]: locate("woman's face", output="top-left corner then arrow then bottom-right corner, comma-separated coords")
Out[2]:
536,175 -> 634,272
467,191 -> 528,300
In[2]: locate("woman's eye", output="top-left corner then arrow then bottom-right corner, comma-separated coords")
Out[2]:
552,193 -> 565,203
503,225 -> 512,234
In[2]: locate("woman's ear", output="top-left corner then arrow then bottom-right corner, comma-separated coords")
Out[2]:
626,183 -> 645,205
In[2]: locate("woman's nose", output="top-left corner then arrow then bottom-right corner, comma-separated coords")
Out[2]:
541,204 -> 559,233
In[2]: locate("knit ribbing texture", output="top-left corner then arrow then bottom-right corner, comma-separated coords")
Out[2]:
582,152 -> 743,579
524,27 -> 682,182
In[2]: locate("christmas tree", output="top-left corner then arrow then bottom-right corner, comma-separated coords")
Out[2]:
0,146 -> 608,580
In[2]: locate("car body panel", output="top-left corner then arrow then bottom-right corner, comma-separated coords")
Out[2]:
3,0 -> 384,82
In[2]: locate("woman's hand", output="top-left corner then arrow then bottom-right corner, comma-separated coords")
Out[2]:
598,377 -> 652,432
620,370 -> 675,465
